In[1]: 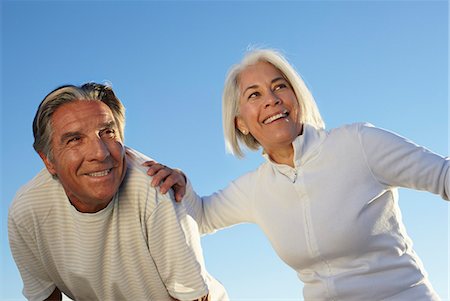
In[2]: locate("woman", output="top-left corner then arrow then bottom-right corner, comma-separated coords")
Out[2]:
147,49 -> 448,300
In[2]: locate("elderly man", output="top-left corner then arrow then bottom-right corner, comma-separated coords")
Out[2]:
8,83 -> 227,301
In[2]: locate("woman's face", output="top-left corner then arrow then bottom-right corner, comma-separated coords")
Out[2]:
236,61 -> 303,154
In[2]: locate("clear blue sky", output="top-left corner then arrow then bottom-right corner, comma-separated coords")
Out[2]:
1,1 -> 448,300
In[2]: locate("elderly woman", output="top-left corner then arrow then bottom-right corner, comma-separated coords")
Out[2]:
148,49 -> 448,300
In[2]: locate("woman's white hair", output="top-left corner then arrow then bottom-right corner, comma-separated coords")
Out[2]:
222,48 -> 325,158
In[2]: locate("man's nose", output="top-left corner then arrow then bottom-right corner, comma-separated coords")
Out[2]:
86,137 -> 110,161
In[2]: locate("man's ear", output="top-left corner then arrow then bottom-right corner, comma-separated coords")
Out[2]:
39,152 -> 56,176
235,116 -> 249,135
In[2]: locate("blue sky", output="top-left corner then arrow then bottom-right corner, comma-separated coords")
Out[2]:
1,1 -> 448,300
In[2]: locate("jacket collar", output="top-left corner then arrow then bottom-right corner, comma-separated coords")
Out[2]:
262,124 -> 326,180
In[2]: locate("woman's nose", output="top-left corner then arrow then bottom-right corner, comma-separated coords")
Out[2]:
264,91 -> 281,108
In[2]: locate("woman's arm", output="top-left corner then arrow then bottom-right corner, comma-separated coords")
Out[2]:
358,123 -> 449,200
181,173 -> 256,234
145,159 -> 256,234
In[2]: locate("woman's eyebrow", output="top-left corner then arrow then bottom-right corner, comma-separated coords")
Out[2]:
271,76 -> 285,83
242,84 -> 259,96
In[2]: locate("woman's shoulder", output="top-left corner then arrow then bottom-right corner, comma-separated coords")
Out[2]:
327,122 -> 375,135
227,163 -> 268,187
324,122 -> 379,143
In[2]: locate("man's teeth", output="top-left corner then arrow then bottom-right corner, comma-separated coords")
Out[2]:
264,112 -> 288,124
88,169 -> 111,177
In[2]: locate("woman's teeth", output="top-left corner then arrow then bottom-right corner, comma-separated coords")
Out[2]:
263,111 -> 288,124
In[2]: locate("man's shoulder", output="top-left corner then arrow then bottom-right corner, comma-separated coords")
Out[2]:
121,147 -> 175,206
9,168 -> 62,223
123,147 -> 155,187
17,167 -> 56,193
13,168 -> 59,201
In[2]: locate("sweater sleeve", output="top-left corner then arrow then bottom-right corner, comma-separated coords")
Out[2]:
182,172 -> 256,235
8,206 -> 57,301
358,123 -> 450,201
146,190 -> 209,300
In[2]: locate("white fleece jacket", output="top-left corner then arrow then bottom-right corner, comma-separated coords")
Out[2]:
183,123 -> 449,301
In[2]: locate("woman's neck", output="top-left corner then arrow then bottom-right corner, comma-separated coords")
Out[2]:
266,144 -> 295,168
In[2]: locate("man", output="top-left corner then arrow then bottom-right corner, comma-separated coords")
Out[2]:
8,83 -> 228,301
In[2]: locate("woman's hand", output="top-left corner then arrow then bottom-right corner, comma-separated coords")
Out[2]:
143,161 -> 186,202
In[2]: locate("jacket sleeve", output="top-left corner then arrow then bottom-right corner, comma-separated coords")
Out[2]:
358,123 -> 450,200
182,172 -> 256,235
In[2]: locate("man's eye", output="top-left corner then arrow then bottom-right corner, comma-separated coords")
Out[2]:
101,129 -> 116,138
67,137 -> 81,145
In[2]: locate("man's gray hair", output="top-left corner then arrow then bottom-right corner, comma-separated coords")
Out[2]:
32,83 -> 125,161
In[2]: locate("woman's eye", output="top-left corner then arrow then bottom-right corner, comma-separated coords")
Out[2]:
274,83 -> 287,91
248,92 -> 260,100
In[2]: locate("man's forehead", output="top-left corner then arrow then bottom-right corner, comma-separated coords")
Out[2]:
52,101 -> 116,133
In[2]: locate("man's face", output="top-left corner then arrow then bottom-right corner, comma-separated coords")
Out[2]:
40,100 -> 127,213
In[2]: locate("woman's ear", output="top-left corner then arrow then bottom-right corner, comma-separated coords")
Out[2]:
235,116 -> 249,135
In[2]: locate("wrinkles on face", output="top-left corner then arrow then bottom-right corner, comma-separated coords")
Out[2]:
44,101 -> 127,213
236,62 -> 302,164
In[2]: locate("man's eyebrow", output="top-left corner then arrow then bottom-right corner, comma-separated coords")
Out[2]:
59,121 -> 116,144
100,120 -> 116,129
